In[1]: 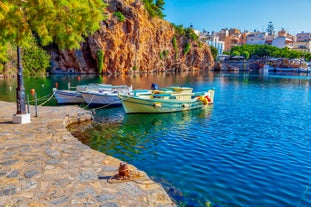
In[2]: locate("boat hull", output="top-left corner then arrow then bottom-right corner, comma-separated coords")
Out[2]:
120,97 -> 205,113
53,89 -> 85,104
81,92 -> 121,106
119,89 -> 214,114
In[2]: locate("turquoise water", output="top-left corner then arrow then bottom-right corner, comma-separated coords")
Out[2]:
1,72 -> 311,206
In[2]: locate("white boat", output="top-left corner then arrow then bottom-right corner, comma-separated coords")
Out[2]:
81,85 -> 132,107
53,88 -> 85,104
119,86 -> 215,114
53,83 -> 130,105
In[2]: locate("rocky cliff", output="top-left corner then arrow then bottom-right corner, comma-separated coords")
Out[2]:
49,0 -> 214,74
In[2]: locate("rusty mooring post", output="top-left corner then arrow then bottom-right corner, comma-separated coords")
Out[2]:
118,162 -> 129,177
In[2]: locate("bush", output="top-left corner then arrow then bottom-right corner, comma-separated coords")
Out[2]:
21,38 -> 50,75
172,36 -> 178,60
183,42 -> 191,55
143,0 -> 165,18
159,52 -> 163,60
96,50 -> 104,73
114,11 -> 125,22
210,46 -> 218,60
163,50 -> 169,58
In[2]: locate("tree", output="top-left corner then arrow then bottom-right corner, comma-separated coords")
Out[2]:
0,0 -> 107,117
143,0 -> 165,18
241,51 -> 250,59
0,0 -> 107,49
266,21 -> 274,35
155,0 -> 165,17
22,38 -> 50,75
209,46 -> 218,60
231,51 -> 241,57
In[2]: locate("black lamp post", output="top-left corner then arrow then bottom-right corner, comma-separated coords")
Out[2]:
16,46 -> 26,115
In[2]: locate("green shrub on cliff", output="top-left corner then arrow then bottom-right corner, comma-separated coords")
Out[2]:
183,42 -> 191,55
143,0 -> 165,18
171,24 -> 186,36
159,52 -> 163,60
172,36 -> 178,60
163,50 -> 169,58
171,24 -> 198,41
114,11 -> 125,22
96,50 -> 104,73
210,46 -> 218,60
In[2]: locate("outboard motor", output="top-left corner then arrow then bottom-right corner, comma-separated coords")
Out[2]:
151,83 -> 159,90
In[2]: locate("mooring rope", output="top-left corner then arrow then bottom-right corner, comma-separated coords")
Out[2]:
39,90 -> 56,106
89,100 -> 121,113
107,169 -> 157,185
83,94 -> 96,109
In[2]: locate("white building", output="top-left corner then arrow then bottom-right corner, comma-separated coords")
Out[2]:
296,32 -> 311,42
199,32 -> 225,54
272,36 -> 293,49
207,35 -> 225,55
292,41 -> 311,52
246,32 -> 267,45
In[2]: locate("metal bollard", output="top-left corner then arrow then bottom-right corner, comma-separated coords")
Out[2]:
27,94 -> 30,114
34,92 -> 38,117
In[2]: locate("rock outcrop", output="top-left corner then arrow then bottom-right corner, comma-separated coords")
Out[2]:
49,0 -> 214,74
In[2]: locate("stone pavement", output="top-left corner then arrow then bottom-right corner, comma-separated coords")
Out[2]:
0,101 -> 176,207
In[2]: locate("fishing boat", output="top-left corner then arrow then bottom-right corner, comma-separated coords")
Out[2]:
53,85 -> 86,105
81,85 -> 132,107
53,83 -> 130,105
119,86 -> 215,114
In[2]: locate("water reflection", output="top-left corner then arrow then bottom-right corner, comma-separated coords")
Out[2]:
75,106 -> 213,162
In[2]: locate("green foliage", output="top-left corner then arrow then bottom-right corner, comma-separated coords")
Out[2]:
198,41 -> 203,48
133,65 -> 138,71
183,42 -> 191,55
160,50 -> 169,59
143,0 -> 165,18
114,11 -> 125,22
163,50 -> 169,58
223,51 -> 230,55
266,21 -> 274,35
21,38 -> 50,75
0,0 -> 107,50
171,24 -> 185,36
185,28 -> 198,41
96,49 -> 104,73
171,24 -> 198,41
241,51 -> 250,59
209,46 -> 218,60
172,36 -> 178,60
230,44 -> 310,60
231,50 -> 241,57
0,44 -> 8,73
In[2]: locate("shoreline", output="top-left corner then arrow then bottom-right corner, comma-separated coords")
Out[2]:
0,101 -> 175,206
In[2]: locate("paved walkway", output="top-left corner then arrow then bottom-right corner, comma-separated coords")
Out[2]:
0,101 -> 175,207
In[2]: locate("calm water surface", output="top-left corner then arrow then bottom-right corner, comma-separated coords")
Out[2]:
1,71 -> 311,206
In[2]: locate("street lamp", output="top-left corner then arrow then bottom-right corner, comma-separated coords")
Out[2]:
12,46 -> 31,124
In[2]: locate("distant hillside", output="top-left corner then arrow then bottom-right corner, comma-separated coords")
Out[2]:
49,0 -> 214,74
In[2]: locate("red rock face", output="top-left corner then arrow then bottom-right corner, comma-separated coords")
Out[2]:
49,0 -> 214,74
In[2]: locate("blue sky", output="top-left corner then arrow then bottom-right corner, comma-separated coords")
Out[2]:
164,0 -> 311,34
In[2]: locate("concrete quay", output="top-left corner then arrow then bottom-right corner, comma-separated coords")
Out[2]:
0,101 -> 176,207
